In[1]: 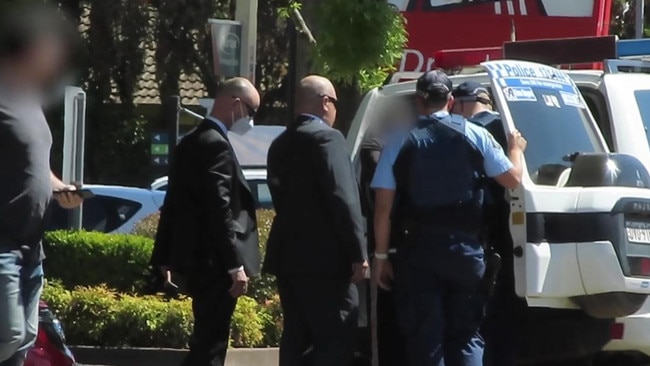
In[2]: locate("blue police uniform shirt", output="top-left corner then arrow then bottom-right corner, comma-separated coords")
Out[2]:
370,111 -> 513,190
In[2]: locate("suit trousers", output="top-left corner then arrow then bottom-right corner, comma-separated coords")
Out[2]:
182,274 -> 236,366
277,276 -> 359,366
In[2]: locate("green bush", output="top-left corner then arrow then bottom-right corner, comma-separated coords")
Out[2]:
42,281 -> 277,348
43,231 -> 153,293
42,209 -> 284,348
131,212 -> 159,239
129,209 -> 279,303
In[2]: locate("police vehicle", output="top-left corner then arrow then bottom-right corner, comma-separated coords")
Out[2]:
347,43 -> 650,364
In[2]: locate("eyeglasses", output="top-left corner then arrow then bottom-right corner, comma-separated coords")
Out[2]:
231,96 -> 257,118
319,94 -> 339,108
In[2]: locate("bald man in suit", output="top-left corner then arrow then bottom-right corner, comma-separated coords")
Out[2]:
264,75 -> 368,366
151,78 -> 261,366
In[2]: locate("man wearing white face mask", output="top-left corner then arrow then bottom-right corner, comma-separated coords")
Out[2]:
151,77 -> 262,366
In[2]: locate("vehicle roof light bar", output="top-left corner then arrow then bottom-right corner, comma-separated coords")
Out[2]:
503,35 -> 617,65
434,46 -> 502,70
617,39 -> 650,58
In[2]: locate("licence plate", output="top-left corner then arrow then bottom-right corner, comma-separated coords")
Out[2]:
626,221 -> 650,244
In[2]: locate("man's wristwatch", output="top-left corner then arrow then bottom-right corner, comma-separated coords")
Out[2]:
374,252 -> 389,260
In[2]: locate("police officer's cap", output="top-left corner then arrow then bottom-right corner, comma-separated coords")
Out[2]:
452,81 -> 492,106
416,70 -> 453,102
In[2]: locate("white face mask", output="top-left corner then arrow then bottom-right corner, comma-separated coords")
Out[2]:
230,102 -> 255,135
230,116 -> 254,135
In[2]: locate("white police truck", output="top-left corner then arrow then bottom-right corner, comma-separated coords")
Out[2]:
347,43 -> 650,365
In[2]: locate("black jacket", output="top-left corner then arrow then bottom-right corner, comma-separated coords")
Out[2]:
151,119 -> 261,278
263,115 -> 367,278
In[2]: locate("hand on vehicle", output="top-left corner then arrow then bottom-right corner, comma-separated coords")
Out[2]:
373,258 -> 393,291
351,261 -> 369,283
508,129 -> 527,152
229,269 -> 249,298
53,185 -> 83,209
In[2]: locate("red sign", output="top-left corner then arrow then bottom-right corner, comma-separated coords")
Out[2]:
390,0 -> 612,72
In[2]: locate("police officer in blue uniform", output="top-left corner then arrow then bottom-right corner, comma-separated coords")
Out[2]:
371,71 -> 527,366
453,81 -> 522,366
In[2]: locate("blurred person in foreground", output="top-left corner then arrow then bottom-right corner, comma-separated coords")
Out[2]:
264,75 -> 368,366
453,81 -> 521,366
151,77 -> 261,366
0,4 -> 83,366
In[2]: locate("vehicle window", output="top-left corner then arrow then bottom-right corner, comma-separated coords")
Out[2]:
505,87 -> 602,185
633,90 -> 650,147
46,195 -> 142,233
156,185 -> 167,192
578,87 -> 614,150
47,204 -> 70,231
82,196 -> 142,233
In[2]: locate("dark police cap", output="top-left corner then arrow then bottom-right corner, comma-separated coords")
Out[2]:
416,70 -> 453,101
452,81 -> 492,105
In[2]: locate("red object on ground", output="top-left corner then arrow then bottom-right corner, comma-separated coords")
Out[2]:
390,0 -> 613,72
24,302 -> 75,366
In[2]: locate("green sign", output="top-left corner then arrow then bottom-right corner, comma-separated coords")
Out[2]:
151,144 -> 169,155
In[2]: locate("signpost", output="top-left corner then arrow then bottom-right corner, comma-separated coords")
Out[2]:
151,132 -> 170,166
63,86 -> 87,230
235,0 -> 258,82
209,0 -> 258,81
209,19 -> 243,79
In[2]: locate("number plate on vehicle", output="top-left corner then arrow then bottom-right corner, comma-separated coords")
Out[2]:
626,221 -> 650,244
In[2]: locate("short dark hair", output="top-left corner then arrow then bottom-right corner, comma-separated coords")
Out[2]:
419,95 -> 449,110
0,2 -> 78,62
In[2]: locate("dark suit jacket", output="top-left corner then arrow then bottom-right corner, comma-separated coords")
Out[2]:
151,119 -> 260,280
263,115 -> 367,278
359,136 -> 384,254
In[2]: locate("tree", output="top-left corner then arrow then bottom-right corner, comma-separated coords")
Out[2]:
286,0 -> 407,134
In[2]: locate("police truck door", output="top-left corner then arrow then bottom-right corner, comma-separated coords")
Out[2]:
481,60 -> 611,309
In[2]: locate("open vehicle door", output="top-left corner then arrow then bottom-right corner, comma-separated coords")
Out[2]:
483,59 -> 650,316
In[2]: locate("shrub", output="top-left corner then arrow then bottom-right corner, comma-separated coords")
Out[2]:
131,212 -> 160,239
43,231 -> 153,293
129,209 -> 279,303
41,282 -> 275,348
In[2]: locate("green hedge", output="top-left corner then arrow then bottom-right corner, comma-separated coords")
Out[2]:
43,231 -> 153,293
44,209 -> 278,299
42,209 -> 283,348
42,280 -> 281,348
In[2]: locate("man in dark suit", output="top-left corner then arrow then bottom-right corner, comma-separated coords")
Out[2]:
151,77 -> 261,366
264,75 -> 368,366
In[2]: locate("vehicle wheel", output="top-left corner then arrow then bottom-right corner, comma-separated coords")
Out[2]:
572,292 -> 646,319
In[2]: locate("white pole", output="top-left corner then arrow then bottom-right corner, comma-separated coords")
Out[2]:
235,0 -> 258,83
636,0 -> 645,39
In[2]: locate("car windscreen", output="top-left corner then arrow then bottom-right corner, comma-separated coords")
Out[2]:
505,86 -> 603,185
633,90 -> 650,149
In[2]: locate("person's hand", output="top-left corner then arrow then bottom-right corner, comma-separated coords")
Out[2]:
508,129 -> 527,153
53,185 -> 83,209
351,261 -> 369,283
373,257 -> 394,291
229,269 -> 249,298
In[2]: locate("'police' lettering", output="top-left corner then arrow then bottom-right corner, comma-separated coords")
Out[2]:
503,64 -> 536,78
